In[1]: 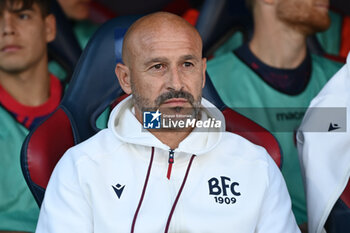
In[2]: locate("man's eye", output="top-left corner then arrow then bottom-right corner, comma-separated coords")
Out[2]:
184,62 -> 193,67
153,64 -> 163,69
19,14 -> 30,20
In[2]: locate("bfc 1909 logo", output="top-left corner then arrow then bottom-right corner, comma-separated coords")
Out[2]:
143,110 -> 162,129
208,176 -> 241,205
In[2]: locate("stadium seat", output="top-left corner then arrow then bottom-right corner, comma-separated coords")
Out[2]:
21,15 -> 281,207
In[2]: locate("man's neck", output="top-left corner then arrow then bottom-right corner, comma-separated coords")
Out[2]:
134,108 -> 193,149
0,58 -> 51,106
151,129 -> 192,149
249,12 -> 307,69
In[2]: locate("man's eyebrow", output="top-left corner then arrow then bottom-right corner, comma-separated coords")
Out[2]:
10,8 -> 34,14
11,7 -> 34,13
181,54 -> 200,62
143,55 -> 200,67
144,57 -> 170,67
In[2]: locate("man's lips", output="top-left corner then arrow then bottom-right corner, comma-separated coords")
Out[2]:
1,45 -> 22,52
163,98 -> 188,106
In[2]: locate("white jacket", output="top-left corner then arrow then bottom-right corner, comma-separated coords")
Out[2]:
297,54 -> 350,233
36,96 -> 299,233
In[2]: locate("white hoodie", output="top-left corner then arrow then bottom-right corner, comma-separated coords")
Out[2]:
297,54 -> 350,233
36,96 -> 299,233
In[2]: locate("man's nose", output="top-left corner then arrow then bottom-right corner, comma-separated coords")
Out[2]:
167,66 -> 184,91
1,14 -> 16,36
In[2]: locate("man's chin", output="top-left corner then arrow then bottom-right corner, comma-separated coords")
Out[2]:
308,11 -> 332,32
277,6 -> 331,35
290,16 -> 330,35
313,20 -> 331,33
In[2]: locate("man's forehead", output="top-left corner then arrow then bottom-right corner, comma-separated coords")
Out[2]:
135,26 -> 201,50
122,12 -> 203,65
133,37 -> 202,61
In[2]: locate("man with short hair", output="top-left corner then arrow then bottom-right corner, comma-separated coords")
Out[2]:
36,12 -> 300,233
0,0 -> 57,232
206,0 -> 342,230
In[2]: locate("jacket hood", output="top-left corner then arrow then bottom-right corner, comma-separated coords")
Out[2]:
107,95 -> 225,155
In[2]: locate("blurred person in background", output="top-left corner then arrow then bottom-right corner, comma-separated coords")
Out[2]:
213,0 -> 350,62
206,0 -> 342,231
0,0 -> 57,232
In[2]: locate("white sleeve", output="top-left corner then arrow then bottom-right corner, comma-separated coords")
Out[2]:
35,149 -> 93,233
255,154 -> 301,233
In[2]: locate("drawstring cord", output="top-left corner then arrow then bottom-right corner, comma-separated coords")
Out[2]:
130,147 -> 196,233
131,147 -> 155,233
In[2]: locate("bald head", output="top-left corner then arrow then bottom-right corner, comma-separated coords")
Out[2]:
122,12 -> 203,66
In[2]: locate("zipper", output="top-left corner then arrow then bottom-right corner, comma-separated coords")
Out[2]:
131,147 -> 196,232
164,154 -> 196,233
167,149 -> 175,179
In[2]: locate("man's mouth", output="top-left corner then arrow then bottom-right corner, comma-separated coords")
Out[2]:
1,45 -> 22,53
163,98 -> 188,107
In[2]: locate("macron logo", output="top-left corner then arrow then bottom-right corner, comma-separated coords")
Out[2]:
328,122 -> 341,132
112,184 -> 125,199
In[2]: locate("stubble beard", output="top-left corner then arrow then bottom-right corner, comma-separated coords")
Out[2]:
276,0 -> 330,35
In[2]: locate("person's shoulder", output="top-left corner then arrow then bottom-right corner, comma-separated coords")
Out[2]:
218,131 -> 272,166
206,52 -> 246,81
310,59 -> 349,108
74,20 -> 100,48
299,59 -> 350,134
207,52 -> 237,69
74,20 -> 99,32
62,128 -> 123,165
0,105 -> 26,135
213,31 -> 244,57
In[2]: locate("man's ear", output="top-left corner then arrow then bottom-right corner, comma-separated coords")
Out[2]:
201,57 -> 207,88
115,63 -> 132,94
45,14 -> 56,43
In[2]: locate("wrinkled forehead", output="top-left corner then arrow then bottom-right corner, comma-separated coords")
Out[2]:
133,24 -> 203,58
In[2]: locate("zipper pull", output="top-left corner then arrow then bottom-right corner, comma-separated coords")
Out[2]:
167,149 -> 175,180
